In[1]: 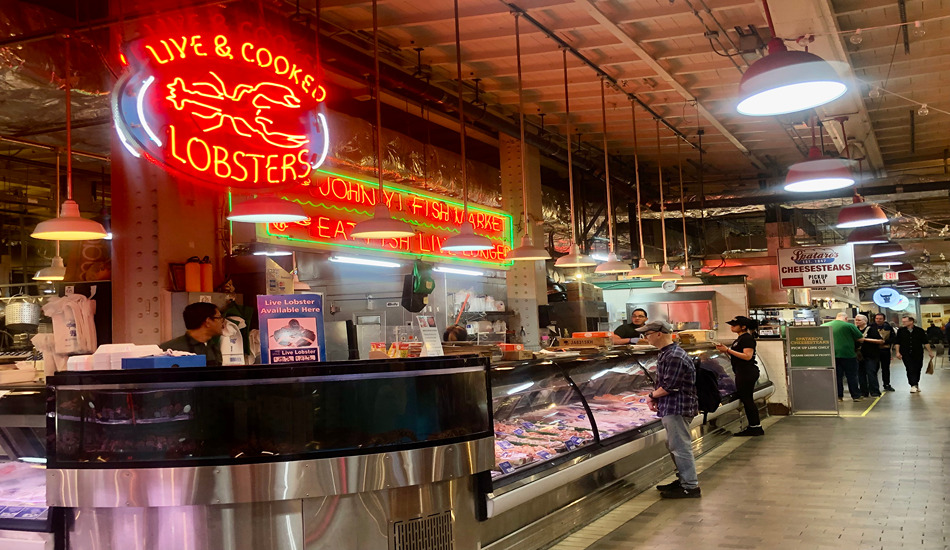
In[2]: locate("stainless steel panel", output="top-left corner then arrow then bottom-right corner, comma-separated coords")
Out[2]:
302,478 -> 478,550
48,438 -> 495,508
66,500 -> 302,550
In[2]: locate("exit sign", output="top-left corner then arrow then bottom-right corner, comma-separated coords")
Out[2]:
883,272 -> 899,281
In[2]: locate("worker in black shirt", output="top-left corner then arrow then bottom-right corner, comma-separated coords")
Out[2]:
160,302 -> 224,366
895,315 -> 934,394
716,316 -> 762,436
612,308 -> 648,345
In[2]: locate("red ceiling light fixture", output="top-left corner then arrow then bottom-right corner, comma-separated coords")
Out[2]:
836,193 -> 888,228
847,225 -> 888,245
737,0 -> 848,116
890,262 -> 915,273
869,241 -> 905,258
785,117 -> 854,192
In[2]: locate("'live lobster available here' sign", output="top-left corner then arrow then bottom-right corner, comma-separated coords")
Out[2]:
778,245 -> 856,289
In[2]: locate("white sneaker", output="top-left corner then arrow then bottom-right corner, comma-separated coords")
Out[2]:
910,386 -> 919,393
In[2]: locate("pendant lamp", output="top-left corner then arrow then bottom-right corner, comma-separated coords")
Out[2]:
627,102 -> 661,279
32,36 -> 107,241
847,225 -> 888,245
350,0 -> 415,240
594,78 -> 630,274
34,152 -> 68,281
869,241 -> 905,258
227,196 -> 307,223
891,262 -> 914,273
737,1 -> 847,116
871,258 -> 902,267
836,193 -> 888,228
654,120 -> 682,281
675,135 -> 702,285
553,50 -> 595,268
786,116 -> 855,192
441,0 -> 493,252
507,13 -> 551,262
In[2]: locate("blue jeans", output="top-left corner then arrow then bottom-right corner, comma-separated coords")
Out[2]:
858,354 -> 881,396
836,357 -> 861,399
661,415 -> 698,489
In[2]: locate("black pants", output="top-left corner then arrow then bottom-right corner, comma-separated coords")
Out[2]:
879,349 -> 891,386
904,355 -> 924,387
734,366 -> 761,427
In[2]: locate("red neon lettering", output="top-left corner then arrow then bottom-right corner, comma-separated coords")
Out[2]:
241,42 -> 254,63
410,196 -> 423,216
213,35 -> 232,59
333,221 -> 348,240
296,149 -> 311,179
168,125 -> 186,164
302,75 -> 313,93
232,151 -> 249,182
273,56 -> 290,75
348,179 -> 363,204
360,184 -> 375,206
190,35 -> 208,56
311,216 -> 331,239
313,85 -> 327,102
255,47 -> 273,68
265,154 -> 280,183
186,137 -> 211,171
246,154 -> 265,183
289,65 -> 303,85
212,146 -> 231,178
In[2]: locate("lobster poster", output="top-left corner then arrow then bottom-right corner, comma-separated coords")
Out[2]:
257,294 -> 326,364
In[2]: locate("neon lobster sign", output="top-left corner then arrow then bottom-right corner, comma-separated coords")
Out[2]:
112,18 -> 329,191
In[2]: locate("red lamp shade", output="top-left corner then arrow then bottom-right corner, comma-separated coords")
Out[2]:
737,39 -> 848,116
785,147 -> 855,193
869,242 -> 905,258
891,262 -> 915,273
896,272 -> 918,283
837,195 -> 888,228
847,226 -> 888,245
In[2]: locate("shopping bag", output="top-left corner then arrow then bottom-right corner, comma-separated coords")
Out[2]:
926,357 -> 935,375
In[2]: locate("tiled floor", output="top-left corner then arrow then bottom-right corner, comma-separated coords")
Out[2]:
549,357 -> 950,550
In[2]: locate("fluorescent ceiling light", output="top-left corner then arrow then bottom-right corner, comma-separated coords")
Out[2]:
329,255 -> 401,268
252,247 -> 292,257
433,266 -> 484,277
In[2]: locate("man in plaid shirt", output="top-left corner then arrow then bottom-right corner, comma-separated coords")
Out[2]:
641,320 -> 701,499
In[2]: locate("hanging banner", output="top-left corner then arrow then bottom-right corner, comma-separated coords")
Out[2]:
257,294 -> 326,363
112,8 -> 329,191
778,245 -> 855,289
260,169 -> 515,268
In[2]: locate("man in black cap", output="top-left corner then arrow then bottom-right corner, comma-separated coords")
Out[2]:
641,320 -> 701,498
612,308 -> 648,345
716,316 -> 762,436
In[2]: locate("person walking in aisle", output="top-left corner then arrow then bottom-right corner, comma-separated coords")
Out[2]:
822,312 -> 865,402
855,314 -> 885,398
642,320 -> 701,499
873,313 -> 896,391
894,315 -> 934,393
715,316 -> 763,436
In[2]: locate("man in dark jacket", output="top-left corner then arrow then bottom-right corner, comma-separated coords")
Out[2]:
895,315 -> 934,394
873,313 -> 896,392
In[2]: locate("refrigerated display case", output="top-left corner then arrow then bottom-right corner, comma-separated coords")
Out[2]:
481,343 -> 773,550
45,356 -> 495,550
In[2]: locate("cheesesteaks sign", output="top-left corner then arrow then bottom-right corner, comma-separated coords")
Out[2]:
778,245 -> 856,289
112,11 -> 329,191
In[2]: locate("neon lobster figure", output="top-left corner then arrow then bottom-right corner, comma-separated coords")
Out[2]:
165,71 -> 311,149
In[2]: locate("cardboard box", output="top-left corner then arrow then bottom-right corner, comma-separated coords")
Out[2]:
121,355 -> 207,369
502,350 -> 535,361
556,337 -> 612,349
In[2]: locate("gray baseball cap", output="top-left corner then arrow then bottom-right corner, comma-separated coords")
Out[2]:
635,320 -> 674,334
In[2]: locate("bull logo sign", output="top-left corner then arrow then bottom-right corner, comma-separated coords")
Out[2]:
112,22 -> 329,191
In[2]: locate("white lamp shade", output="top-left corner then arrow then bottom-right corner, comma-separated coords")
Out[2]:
677,266 -> 703,285
33,256 -> 66,281
594,252 -> 631,273
350,204 -> 416,239
227,196 -> 308,224
554,243 -> 597,267
32,200 -> 108,240
737,39 -> 848,116
628,258 -> 661,279
441,221 -> 494,252
508,234 -> 551,261
654,263 -> 683,281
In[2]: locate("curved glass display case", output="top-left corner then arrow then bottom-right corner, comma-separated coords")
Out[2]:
488,343 -> 772,484
48,356 -> 492,468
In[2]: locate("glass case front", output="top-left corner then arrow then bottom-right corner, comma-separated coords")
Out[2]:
569,354 -> 657,439
49,357 -> 492,468
490,363 -> 594,478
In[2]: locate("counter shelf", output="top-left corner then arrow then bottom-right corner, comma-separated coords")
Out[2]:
47,356 -> 493,470
487,343 -> 772,490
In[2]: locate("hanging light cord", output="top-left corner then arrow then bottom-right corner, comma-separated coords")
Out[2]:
656,119 -> 668,266
65,35 -> 73,202
372,0 -> 384,196
678,137 -> 687,269
632,101 -> 645,260
562,49 -> 579,249
600,78 -> 615,254
515,13 -> 530,238
454,0 -> 469,221
55,151 -> 61,258
761,0 -> 776,36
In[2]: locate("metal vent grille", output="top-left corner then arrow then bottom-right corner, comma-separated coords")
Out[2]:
391,511 -> 454,550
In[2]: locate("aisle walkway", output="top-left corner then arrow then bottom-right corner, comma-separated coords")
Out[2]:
549,360 -> 950,550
